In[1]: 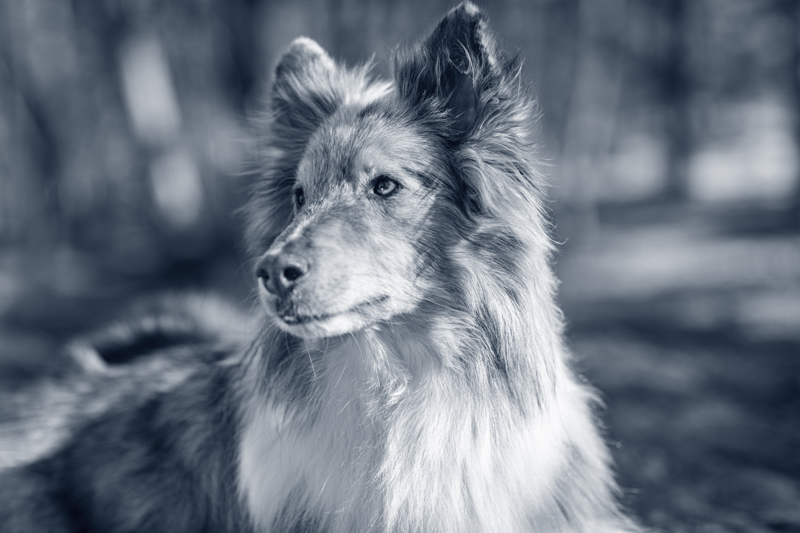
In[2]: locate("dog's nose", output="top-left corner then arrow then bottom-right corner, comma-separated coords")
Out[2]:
256,254 -> 309,295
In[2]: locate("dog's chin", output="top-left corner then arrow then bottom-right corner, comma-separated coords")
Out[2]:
260,293 -> 391,339
274,310 -> 372,339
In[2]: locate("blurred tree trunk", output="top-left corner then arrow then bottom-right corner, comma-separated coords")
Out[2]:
559,0 -> 626,241
787,0 -> 800,228
0,0 -> 62,245
661,0 -> 689,201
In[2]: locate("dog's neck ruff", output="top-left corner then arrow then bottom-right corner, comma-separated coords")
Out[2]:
235,317 -> 603,533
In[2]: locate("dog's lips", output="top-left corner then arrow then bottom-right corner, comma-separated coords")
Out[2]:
277,295 -> 389,326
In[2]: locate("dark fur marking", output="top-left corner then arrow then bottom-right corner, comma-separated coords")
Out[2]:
271,488 -> 326,533
471,229 -> 525,281
355,101 -> 384,121
474,303 -> 511,386
261,331 -> 317,405
402,167 -> 436,189
25,361 -> 246,533
92,331 -> 209,365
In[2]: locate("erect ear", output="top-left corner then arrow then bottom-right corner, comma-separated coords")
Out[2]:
269,37 -> 339,134
246,38 -> 339,256
395,2 -> 501,138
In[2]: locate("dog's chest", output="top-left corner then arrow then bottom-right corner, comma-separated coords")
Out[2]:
237,346 -> 388,533
235,336 -> 561,533
238,401 -> 382,532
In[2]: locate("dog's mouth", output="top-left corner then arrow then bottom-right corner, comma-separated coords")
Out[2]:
275,295 -> 390,329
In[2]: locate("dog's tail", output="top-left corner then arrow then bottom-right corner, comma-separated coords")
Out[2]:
66,293 -> 252,372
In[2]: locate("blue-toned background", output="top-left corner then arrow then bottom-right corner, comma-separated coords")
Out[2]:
1,1 -> 798,531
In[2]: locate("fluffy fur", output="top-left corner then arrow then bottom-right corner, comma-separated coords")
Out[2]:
0,4 -> 638,532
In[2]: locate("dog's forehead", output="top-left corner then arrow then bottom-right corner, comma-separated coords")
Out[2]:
298,108 -> 422,186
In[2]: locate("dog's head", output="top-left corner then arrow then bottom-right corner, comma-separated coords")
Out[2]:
248,2 -> 544,339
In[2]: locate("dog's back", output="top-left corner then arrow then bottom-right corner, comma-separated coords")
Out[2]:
0,295 -> 252,531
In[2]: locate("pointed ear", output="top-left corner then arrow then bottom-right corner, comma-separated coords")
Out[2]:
270,37 -> 339,133
246,38 -> 339,255
395,2 -> 501,137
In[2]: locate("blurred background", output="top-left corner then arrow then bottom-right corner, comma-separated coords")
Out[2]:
0,0 -> 798,531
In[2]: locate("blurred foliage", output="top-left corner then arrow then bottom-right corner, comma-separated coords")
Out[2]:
0,0 -> 796,325
1,0 -> 798,263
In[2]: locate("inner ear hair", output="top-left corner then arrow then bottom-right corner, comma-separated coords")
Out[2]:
270,37 -> 339,132
443,56 -> 478,135
396,2 -> 501,138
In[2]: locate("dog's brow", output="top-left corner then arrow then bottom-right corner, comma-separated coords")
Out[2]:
402,167 -> 435,189
356,101 -> 382,119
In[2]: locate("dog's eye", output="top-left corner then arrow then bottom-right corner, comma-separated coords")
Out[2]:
372,177 -> 399,197
294,187 -> 305,207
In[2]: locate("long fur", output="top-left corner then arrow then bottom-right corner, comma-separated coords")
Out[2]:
0,4 -> 638,532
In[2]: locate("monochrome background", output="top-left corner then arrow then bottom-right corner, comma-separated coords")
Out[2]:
0,1 -> 798,531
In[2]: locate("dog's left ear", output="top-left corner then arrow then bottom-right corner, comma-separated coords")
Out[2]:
270,37 -> 339,135
395,2 -> 501,138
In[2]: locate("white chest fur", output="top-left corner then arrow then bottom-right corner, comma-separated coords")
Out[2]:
238,399 -> 384,532
236,335 -> 588,533
237,339 -> 388,532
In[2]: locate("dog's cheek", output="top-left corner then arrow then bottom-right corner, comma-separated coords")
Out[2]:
365,231 -> 427,308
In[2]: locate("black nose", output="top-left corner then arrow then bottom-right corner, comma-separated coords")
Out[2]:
256,254 -> 309,295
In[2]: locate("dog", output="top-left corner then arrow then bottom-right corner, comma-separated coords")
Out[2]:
0,3 -> 639,532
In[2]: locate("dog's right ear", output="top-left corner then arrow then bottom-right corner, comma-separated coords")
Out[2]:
394,3 -> 502,140
269,37 -> 339,135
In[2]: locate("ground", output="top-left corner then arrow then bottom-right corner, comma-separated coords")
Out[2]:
558,203 -> 800,532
